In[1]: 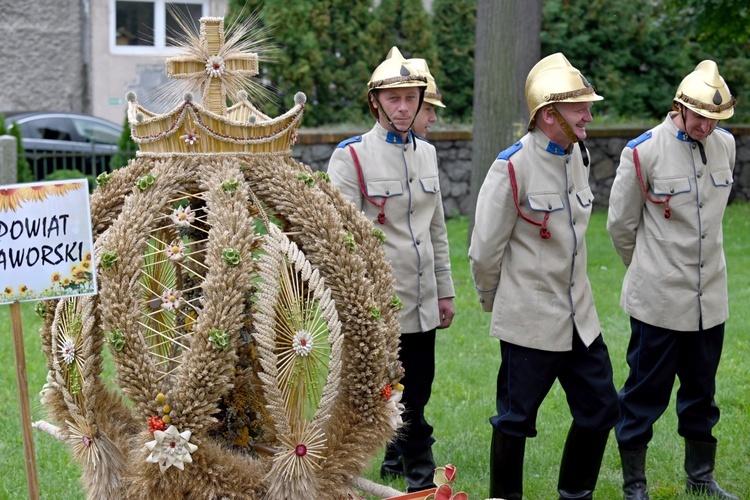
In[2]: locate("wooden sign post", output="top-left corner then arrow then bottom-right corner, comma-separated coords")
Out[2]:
10,301 -> 40,500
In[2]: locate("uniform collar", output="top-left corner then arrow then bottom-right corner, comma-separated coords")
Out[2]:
373,121 -> 414,145
530,128 -> 569,156
666,112 -> 694,142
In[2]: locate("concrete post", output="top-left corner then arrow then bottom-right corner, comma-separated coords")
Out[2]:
0,134 -> 18,185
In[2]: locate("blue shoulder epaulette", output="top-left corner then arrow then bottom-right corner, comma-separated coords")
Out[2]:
497,141 -> 523,161
336,136 -> 363,149
627,131 -> 652,149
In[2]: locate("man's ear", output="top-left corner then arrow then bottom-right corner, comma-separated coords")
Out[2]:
541,105 -> 555,125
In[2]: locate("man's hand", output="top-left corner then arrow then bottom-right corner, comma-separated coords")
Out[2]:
437,297 -> 455,329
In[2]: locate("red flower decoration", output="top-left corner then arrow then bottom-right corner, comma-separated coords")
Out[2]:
444,463 -> 457,482
148,416 -> 165,433
380,384 -> 393,400
435,484 -> 468,500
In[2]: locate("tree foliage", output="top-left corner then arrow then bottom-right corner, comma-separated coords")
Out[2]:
432,0 -> 476,121
542,0 -> 749,122
226,0 -> 749,126
661,0 -> 750,121
541,0 -> 691,122
377,0 -> 437,65
110,111 -> 137,170
228,0 -> 382,126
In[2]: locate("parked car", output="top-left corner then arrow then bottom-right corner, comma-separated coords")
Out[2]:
4,112 -> 125,180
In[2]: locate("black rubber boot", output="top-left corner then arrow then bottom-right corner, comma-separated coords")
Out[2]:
557,424 -> 610,499
380,444 -> 403,479
684,439 -> 738,499
620,448 -> 650,500
489,427 -> 525,500
402,447 -> 436,492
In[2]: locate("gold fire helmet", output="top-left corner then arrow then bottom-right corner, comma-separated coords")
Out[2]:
673,60 -> 736,120
525,52 -> 603,130
367,47 -> 427,118
408,58 -> 446,108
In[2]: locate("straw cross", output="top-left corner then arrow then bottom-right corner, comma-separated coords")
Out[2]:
165,17 -> 258,116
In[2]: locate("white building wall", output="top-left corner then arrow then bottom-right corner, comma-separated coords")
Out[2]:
89,0 -> 226,124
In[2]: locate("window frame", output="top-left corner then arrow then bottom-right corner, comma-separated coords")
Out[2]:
109,0 -> 209,55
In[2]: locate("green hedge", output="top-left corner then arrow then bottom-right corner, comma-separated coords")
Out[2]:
227,0 -> 748,126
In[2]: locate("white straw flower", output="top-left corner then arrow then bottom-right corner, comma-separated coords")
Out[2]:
145,425 -> 198,473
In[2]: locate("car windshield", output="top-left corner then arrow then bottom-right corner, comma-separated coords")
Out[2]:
19,117 -> 73,141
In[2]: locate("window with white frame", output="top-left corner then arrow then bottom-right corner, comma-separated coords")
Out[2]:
111,0 -> 208,53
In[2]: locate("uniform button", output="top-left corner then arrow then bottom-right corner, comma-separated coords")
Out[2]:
419,271 -> 423,277
385,189 -> 390,195
572,219 -> 577,225
416,239 -> 421,245
726,178 -> 730,183
697,172 -> 702,178
409,177 -> 413,183
574,251 -> 578,257
701,232 -> 707,239
571,311 -> 576,317
692,143 -> 697,149
547,204 -> 552,210
700,261 -> 705,268
699,291 -> 703,297
418,302 -> 422,307
571,281 -> 575,287
700,202 -> 704,208
670,187 -> 675,193
568,187 -> 573,194
410,209 -> 414,214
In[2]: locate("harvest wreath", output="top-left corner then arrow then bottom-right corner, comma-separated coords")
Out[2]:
33,15 -> 409,499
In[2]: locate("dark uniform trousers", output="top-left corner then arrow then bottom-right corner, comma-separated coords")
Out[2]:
616,317 -> 724,450
394,329 -> 437,455
491,333 -> 619,435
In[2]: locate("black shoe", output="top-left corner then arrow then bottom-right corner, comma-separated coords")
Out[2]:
620,448 -> 650,500
380,444 -> 403,479
557,424 -> 610,499
403,447 -> 436,492
489,427 -> 525,500
684,439 -> 738,499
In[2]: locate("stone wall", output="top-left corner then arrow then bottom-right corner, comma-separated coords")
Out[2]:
0,1 -> 85,114
292,125 -> 750,216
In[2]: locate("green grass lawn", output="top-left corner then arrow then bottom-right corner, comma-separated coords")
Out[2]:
2,205 -> 750,499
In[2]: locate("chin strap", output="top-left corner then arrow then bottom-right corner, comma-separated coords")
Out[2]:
549,105 -> 579,144
679,107 -> 708,164
371,90 -> 424,149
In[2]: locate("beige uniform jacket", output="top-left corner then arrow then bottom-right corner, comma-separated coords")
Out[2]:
327,122 -> 455,334
469,128 -> 600,352
607,113 -> 735,331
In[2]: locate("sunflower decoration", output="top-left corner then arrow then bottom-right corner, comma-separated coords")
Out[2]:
0,182 -> 85,212
0,187 -> 23,212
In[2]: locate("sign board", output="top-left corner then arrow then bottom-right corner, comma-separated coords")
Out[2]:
0,179 -> 97,304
